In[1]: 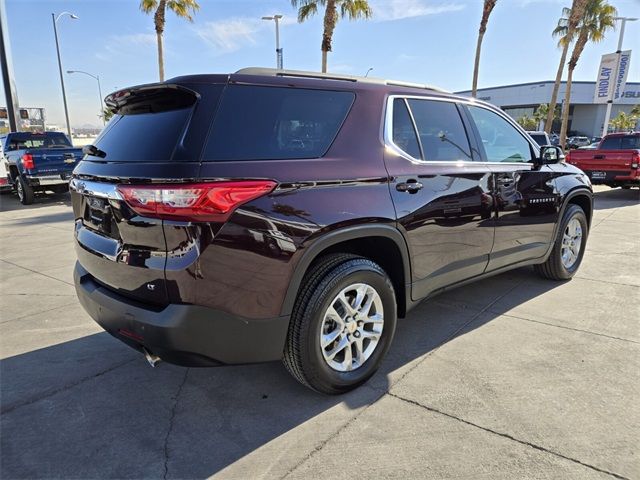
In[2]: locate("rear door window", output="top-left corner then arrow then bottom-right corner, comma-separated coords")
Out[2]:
406,99 -> 472,161
391,98 -> 421,159
202,85 -> 354,161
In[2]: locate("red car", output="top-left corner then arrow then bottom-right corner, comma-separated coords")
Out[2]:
566,132 -> 640,189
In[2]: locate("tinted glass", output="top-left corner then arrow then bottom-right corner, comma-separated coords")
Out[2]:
529,134 -> 548,146
407,99 -> 472,161
392,99 -> 421,159
203,86 -> 354,161
88,109 -> 192,162
468,106 -> 532,162
621,136 -> 640,149
6,133 -> 71,150
599,137 -> 620,149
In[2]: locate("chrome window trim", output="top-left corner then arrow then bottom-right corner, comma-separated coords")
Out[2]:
383,94 -> 537,168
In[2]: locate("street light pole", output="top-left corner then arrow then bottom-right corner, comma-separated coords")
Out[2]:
68,70 -> 104,125
262,15 -> 283,70
52,11 -> 78,140
601,16 -> 637,137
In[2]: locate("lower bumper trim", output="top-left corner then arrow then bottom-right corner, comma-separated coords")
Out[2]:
74,262 -> 290,366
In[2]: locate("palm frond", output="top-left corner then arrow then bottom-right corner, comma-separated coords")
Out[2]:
139,0 -> 158,13
340,0 -> 373,20
166,0 -> 200,21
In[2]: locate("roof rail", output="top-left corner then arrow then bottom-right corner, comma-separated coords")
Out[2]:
234,67 -> 448,93
385,80 -> 448,93
235,67 -> 361,83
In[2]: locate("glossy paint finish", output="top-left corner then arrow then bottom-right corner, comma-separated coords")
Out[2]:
71,71 -> 593,365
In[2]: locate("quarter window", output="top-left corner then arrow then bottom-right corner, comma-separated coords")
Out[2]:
407,99 -> 472,161
468,106 -> 533,163
391,99 -> 421,159
203,86 -> 354,161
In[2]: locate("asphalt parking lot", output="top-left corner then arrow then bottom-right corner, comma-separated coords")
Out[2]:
0,185 -> 638,479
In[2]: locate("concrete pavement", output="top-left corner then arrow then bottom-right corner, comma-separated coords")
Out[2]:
0,186 -> 638,479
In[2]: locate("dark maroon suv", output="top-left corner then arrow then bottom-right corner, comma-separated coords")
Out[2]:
71,68 -> 592,394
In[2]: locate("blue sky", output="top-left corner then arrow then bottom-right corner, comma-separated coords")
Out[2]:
2,0 -> 639,127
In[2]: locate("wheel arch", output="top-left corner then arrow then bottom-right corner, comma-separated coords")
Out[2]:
281,225 -> 412,319
564,188 -> 593,228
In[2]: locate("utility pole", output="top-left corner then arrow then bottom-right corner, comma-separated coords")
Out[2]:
601,17 -> 637,137
0,0 -> 20,132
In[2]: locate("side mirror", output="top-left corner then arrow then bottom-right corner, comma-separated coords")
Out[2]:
538,145 -> 565,165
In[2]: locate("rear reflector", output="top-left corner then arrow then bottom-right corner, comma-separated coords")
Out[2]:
21,154 -> 34,170
117,181 -> 277,222
118,328 -> 144,342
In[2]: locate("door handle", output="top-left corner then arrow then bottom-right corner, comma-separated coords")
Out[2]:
396,181 -> 423,193
594,155 -> 605,160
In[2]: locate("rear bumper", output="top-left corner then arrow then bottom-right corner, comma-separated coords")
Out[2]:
582,169 -> 639,185
26,173 -> 70,187
74,262 -> 290,366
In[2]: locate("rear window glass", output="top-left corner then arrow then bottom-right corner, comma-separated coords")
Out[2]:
6,133 -> 71,150
601,135 -> 640,150
88,87 -> 199,162
202,85 -> 354,161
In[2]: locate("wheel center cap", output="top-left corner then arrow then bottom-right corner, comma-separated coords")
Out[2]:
348,322 -> 358,333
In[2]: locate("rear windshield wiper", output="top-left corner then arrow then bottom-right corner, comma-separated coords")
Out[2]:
82,144 -> 107,158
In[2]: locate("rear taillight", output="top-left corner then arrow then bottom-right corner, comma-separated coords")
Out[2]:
565,151 -> 572,164
21,154 -> 34,170
116,181 -> 277,222
0,177 -> 8,186
632,152 -> 639,169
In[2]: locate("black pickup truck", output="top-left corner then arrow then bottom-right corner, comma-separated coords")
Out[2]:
0,132 -> 83,204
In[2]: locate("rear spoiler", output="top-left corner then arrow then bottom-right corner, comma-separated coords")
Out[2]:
104,83 -> 201,115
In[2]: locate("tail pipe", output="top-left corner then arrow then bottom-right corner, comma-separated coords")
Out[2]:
142,347 -> 161,368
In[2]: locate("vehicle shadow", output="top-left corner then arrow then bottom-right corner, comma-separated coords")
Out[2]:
593,187 -> 640,210
0,192 -> 72,213
0,267 -> 562,479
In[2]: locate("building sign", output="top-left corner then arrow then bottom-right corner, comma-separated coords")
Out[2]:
594,50 -> 632,103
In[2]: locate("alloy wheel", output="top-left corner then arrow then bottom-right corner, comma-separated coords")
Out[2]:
320,283 -> 384,372
561,217 -> 583,269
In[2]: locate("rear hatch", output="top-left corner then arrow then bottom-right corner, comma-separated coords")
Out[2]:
71,81 -> 224,306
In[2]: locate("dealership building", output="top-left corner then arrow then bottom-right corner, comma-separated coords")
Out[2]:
456,80 -> 640,137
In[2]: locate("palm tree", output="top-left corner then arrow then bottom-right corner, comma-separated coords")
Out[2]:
545,0 -> 588,134
517,115 -> 537,131
556,0 -> 616,147
610,111 -> 636,132
471,0 -> 497,98
140,0 -> 200,81
291,0 -> 372,73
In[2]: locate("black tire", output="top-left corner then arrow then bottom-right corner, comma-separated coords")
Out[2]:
621,186 -> 631,190
535,204 -> 588,280
283,254 -> 397,394
15,176 -> 34,205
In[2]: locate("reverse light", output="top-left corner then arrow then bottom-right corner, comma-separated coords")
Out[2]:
632,152 -> 639,169
21,154 -> 34,170
116,181 -> 277,222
